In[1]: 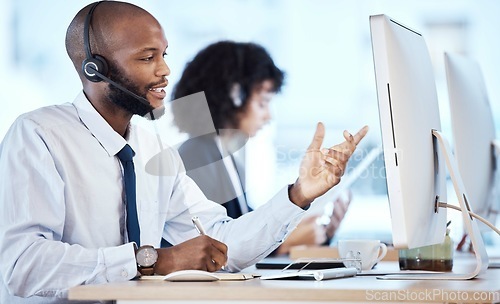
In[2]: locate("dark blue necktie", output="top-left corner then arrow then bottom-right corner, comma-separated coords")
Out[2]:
116,144 -> 140,246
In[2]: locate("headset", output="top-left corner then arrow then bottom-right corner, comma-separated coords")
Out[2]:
82,2 -> 108,83
231,44 -> 248,107
81,1 -> 155,114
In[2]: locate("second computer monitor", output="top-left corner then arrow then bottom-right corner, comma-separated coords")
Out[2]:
445,53 -> 498,229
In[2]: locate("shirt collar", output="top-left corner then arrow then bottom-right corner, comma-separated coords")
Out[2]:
73,91 -> 128,157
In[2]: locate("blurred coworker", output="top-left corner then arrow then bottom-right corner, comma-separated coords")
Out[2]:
171,41 -> 350,254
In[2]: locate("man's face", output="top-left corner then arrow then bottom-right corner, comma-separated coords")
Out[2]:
105,15 -> 170,114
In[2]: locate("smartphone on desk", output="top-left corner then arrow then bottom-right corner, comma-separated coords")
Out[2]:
255,257 -> 345,270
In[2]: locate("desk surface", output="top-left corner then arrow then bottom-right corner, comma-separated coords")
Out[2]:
69,261 -> 500,303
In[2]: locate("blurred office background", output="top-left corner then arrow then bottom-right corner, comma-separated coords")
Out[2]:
1,0 -> 498,247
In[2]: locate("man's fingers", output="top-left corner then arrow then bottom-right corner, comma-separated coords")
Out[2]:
205,257 -> 218,272
323,157 -> 345,177
326,148 -> 349,163
343,130 -> 354,142
192,236 -> 227,272
333,125 -> 369,155
316,125 -> 368,156
351,125 -> 369,145
307,122 -> 325,151
208,238 -> 227,271
210,237 -> 228,255
211,244 -> 227,267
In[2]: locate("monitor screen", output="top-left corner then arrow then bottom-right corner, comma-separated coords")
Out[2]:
445,53 -> 499,230
370,14 -> 447,249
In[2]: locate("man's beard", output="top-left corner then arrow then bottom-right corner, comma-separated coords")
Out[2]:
106,64 -> 152,116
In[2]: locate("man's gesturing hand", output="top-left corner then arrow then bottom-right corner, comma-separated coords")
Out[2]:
289,122 -> 369,208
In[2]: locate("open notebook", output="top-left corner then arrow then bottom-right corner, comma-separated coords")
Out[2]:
139,270 -> 259,281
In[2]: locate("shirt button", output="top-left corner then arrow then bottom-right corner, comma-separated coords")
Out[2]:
121,269 -> 128,278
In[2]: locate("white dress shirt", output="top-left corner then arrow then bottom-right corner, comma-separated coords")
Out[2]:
0,92 -> 304,303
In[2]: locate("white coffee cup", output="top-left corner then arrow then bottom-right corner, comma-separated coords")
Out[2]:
337,239 -> 387,271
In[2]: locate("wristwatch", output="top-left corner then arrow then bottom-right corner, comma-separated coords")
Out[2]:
135,245 -> 158,275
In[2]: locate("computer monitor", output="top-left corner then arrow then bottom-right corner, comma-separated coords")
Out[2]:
370,14 -> 488,279
370,14 -> 447,250
444,53 -> 499,230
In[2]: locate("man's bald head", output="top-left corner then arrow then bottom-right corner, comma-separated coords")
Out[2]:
65,1 -> 161,80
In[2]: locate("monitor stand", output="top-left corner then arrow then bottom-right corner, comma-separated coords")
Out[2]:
379,130 -> 489,280
486,139 -> 500,268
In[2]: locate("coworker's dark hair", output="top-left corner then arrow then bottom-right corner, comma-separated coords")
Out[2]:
171,41 -> 285,136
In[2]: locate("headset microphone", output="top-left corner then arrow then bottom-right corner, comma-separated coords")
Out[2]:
85,65 -> 154,112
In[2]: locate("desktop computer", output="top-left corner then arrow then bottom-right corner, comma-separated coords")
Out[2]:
445,52 -> 500,268
370,14 -> 489,279
444,52 -> 499,231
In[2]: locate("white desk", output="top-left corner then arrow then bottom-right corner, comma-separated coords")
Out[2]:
69,260 -> 500,304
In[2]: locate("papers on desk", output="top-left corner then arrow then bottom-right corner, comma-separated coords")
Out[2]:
259,267 -> 358,281
140,270 -> 259,282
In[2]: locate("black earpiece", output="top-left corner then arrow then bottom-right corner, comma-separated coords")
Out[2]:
82,2 -> 109,82
80,1 -> 154,113
83,54 -> 109,83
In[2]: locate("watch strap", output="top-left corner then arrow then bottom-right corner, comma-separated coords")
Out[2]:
138,266 -> 155,275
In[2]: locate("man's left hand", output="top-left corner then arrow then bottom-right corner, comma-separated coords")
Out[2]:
289,122 -> 368,208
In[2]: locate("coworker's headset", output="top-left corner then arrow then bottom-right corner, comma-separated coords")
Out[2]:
232,45 -> 247,108
81,1 -> 154,112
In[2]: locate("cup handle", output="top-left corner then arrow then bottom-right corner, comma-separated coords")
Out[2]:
375,243 -> 387,263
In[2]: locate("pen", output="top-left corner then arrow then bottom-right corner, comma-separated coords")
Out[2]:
191,216 -> 207,235
192,216 -> 227,270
